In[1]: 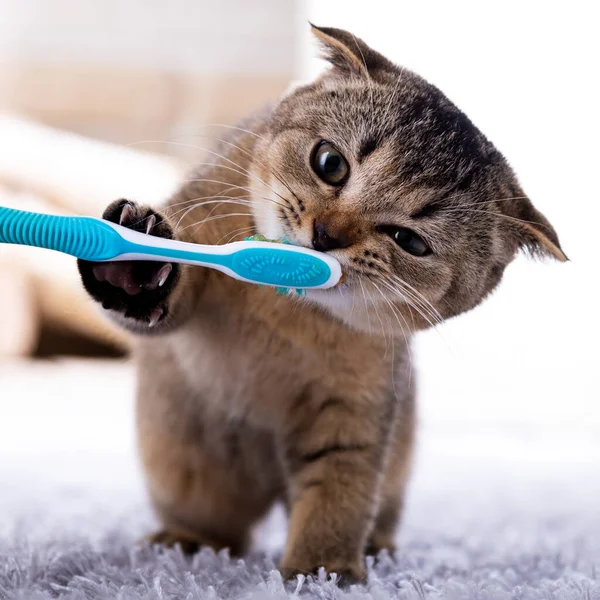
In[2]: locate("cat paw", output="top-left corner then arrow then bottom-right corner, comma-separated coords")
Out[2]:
145,528 -> 247,556
280,561 -> 367,586
145,529 -> 202,555
78,199 -> 179,328
365,534 -> 396,557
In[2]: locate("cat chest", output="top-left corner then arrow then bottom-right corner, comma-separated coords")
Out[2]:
167,311 -> 385,423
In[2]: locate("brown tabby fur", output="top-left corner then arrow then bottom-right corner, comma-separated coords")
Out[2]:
78,26 -> 565,583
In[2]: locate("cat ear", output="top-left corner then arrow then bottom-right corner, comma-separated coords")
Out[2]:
310,24 -> 395,77
501,197 -> 568,262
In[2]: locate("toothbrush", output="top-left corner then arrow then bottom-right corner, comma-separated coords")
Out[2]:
0,206 -> 342,290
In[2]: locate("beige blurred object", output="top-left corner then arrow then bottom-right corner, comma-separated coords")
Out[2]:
0,114 -> 185,215
0,183 -> 130,358
0,0 -> 296,358
0,66 -> 291,158
0,0 -> 296,154
0,117 -> 187,358
0,262 -> 38,358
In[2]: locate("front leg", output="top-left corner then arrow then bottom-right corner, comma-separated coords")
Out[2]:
280,392 -> 394,583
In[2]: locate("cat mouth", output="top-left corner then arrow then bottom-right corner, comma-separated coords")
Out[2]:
273,218 -> 360,287
277,230 -> 354,282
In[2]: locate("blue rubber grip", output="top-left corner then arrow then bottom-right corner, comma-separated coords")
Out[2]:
0,206 -> 124,261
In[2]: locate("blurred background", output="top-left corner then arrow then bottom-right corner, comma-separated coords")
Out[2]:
0,0 -> 598,529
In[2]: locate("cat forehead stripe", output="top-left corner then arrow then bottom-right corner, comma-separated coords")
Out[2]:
410,202 -> 443,219
357,137 -> 379,162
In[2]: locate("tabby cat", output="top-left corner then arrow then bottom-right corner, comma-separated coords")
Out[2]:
78,25 -> 565,582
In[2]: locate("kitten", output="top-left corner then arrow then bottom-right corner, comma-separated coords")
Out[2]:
78,25 -> 565,582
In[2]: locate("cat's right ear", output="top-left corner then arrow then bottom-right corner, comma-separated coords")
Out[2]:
501,197 -> 568,262
310,24 -> 395,77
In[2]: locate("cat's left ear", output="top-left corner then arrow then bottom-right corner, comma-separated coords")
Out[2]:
502,197 -> 568,262
310,24 -> 395,77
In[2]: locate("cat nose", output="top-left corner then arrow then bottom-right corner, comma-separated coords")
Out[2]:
312,221 -> 350,252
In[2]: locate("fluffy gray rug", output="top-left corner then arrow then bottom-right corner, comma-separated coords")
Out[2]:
2,486 -> 600,600
1,361 -> 599,599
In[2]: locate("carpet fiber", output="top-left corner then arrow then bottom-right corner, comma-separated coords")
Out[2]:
2,490 -> 600,600
1,361 -> 599,599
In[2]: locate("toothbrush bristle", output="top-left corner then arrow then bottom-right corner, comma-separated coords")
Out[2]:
244,234 -> 291,245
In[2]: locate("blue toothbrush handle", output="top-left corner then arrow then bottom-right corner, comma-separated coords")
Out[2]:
0,206 -> 124,261
0,206 -> 343,289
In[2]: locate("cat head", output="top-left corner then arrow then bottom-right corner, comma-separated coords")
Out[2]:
250,25 -> 566,333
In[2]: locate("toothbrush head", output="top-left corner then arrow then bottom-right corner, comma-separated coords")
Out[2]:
241,235 -> 341,294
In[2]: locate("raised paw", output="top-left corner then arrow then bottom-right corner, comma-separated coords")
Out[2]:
78,199 -> 179,329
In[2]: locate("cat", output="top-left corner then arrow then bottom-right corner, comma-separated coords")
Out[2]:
78,25 -> 566,583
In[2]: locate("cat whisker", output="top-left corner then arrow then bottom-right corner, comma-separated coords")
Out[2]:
174,200 -> 248,234
370,279 -> 413,380
122,196 -> 253,231
183,143 -> 295,211
422,196 -> 533,220
440,207 -> 543,228
217,225 -> 257,245
176,212 -> 253,236
385,274 -> 444,325
169,198 -> 255,232
364,280 -> 389,357
378,278 -> 451,350
167,197 -> 255,217
167,179 -> 290,216
438,193 -> 530,208
184,133 -> 303,211
182,162 -> 292,212
182,163 -> 290,211
391,277 -> 443,324
138,178 -> 285,224
447,195 -> 530,210
340,271 -> 359,324
198,123 -> 265,141
358,278 -> 373,339
168,198 -> 255,223
127,139 -> 294,212
378,277 -> 441,331
178,177 -> 289,212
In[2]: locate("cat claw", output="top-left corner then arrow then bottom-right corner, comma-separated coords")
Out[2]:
119,202 -> 135,226
143,264 -> 172,291
145,214 -> 156,235
79,200 -> 179,326
148,306 -> 164,327
157,264 -> 172,287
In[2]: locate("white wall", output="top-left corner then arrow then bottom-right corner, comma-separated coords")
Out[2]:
299,1 -> 600,434
0,0 -> 295,75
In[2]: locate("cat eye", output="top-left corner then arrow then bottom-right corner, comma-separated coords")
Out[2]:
376,225 -> 431,257
311,141 -> 349,186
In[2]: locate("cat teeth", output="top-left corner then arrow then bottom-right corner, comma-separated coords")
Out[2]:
145,214 -> 156,235
148,306 -> 164,328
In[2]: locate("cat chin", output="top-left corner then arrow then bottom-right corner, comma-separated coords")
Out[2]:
306,287 -> 372,332
306,287 -> 416,338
